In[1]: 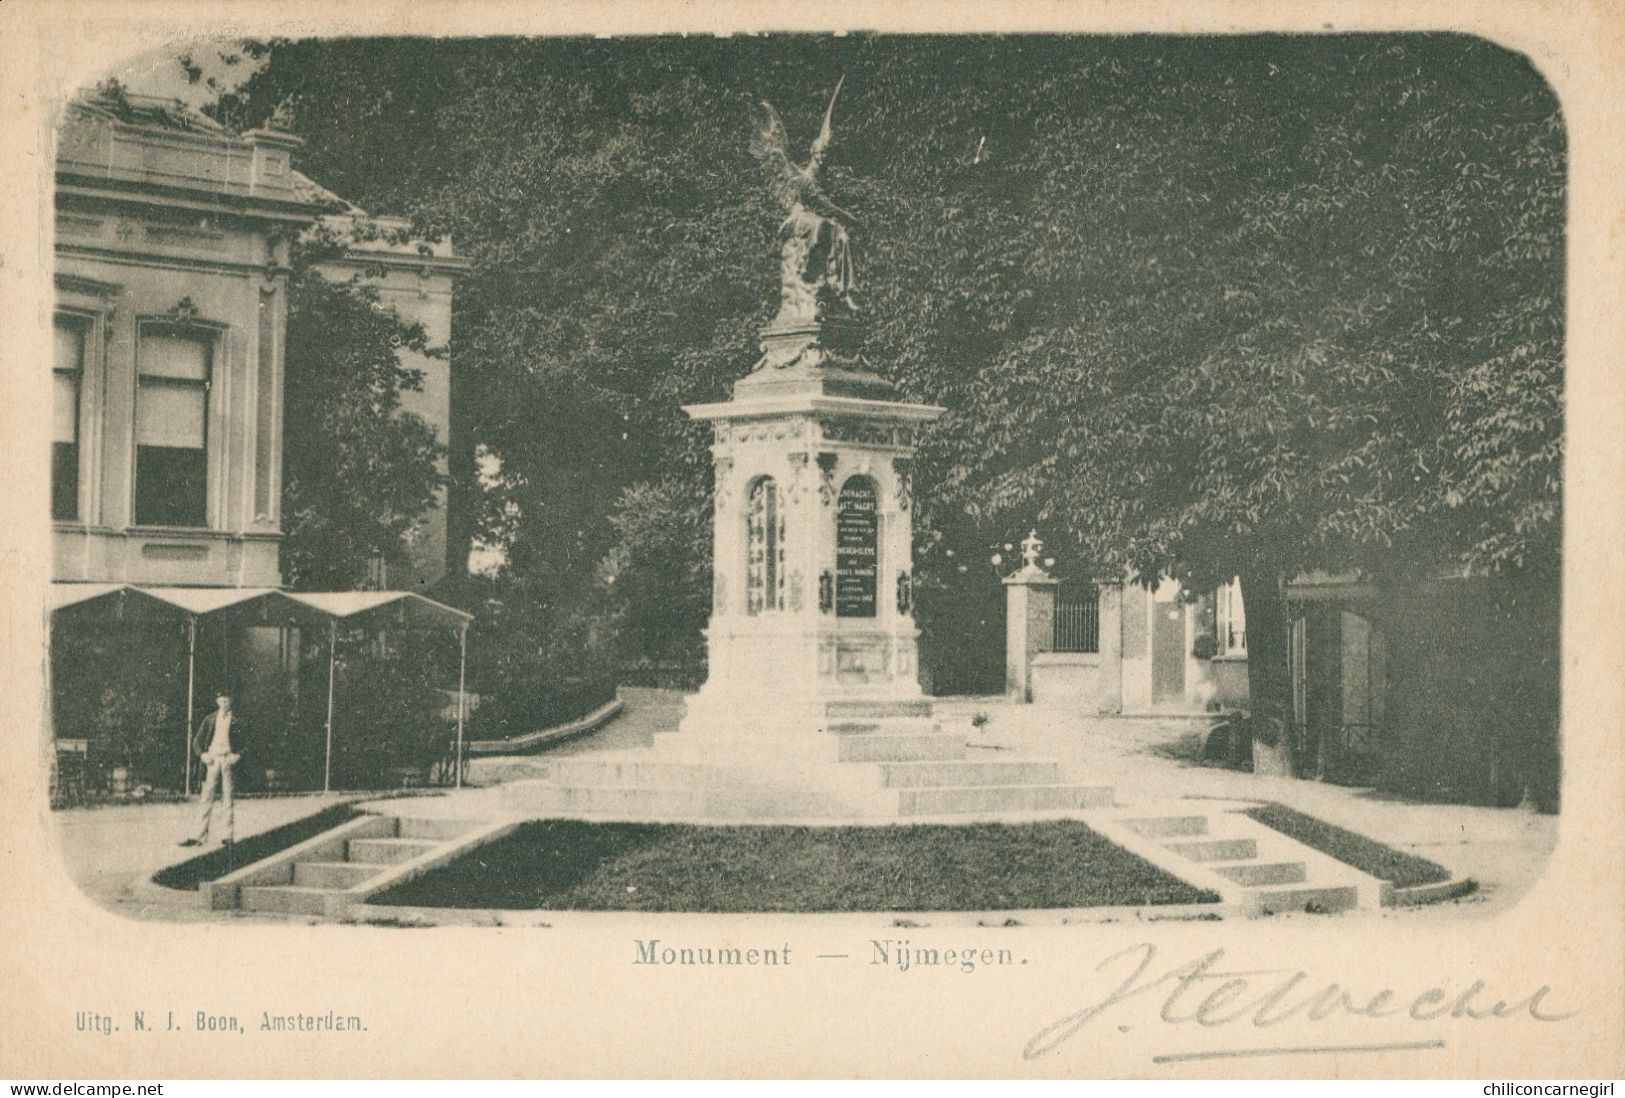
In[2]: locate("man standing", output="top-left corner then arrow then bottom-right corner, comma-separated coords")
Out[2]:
179,691 -> 243,847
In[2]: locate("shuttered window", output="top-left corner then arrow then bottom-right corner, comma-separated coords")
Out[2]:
135,329 -> 211,527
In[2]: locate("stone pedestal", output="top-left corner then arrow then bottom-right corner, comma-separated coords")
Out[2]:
500,338 -> 1124,822
1004,567 -> 1059,702
679,325 -> 945,742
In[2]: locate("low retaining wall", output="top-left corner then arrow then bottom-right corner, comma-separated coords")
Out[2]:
1030,652 -> 1104,710
467,696 -> 625,756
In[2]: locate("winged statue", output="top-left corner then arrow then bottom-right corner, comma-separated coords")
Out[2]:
750,78 -> 859,328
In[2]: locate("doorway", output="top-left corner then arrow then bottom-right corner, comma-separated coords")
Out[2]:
1151,600 -> 1186,705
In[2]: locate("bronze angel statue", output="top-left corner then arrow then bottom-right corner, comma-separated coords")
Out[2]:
750,78 -> 859,327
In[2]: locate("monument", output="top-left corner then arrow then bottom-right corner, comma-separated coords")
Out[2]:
502,85 -> 1109,819
677,81 -> 945,741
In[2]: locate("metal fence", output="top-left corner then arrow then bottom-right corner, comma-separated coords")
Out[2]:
1052,584 -> 1101,653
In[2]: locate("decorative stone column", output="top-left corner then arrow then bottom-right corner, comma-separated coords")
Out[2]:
1003,531 -> 1059,703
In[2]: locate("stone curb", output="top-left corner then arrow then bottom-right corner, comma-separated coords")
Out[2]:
346,899 -> 1232,929
467,697 -> 625,756
1387,876 -> 1479,907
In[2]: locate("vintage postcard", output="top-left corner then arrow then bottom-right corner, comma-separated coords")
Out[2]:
0,0 -> 1621,1080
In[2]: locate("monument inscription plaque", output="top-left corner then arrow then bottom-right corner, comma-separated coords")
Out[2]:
835,477 -> 878,617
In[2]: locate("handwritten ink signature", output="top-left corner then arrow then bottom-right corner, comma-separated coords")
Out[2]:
1025,943 -> 1576,1060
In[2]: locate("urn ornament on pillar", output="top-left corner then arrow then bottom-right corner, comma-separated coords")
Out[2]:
1003,529 -> 1061,703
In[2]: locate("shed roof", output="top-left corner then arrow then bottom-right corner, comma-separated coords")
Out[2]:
47,584 -> 472,627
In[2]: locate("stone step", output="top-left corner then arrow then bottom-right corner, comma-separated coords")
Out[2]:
838,732 -> 966,763
218,817 -> 523,918
239,885 -> 337,917
1119,815 -> 1209,839
541,759 -> 746,788
395,817 -> 480,842
824,719 -> 941,736
897,784 -> 1115,815
292,861 -> 384,890
1166,837 -> 1259,862
504,782 -> 849,820
826,700 -> 934,720
1246,884 -> 1360,916
700,788 -> 863,818
1211,861 -> 1309,887
506,784 -> 707,817
346,838 -> 439,865
879,760 -> 1062,788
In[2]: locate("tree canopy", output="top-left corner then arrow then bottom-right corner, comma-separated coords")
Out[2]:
201,34 -> 1564,710
279,236 -> 447,591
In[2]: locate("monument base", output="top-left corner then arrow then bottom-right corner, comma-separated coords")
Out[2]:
500,691 -> 1117,822
675,616 -> 927,742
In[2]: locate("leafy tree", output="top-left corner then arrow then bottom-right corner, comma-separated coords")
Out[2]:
904,37 -> 1565,774
200,36 -> 1562,774
279,237 -> 448,590
599,476 -> 713,674
331,636 -> 458,788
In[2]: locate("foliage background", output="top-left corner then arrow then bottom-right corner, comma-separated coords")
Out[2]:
279,233 -> 448,592
191,35 -> 1561,785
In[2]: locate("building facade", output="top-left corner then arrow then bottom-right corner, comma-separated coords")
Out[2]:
1013,569 -> 1248,715
52,94 -> 468,593
1006,556 -> 1557,806
53,94 -> 322,588
48,91 -> 473,800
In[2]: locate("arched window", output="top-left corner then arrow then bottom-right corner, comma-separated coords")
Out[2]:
835,475 -> 879,618
746,477 -> 785,614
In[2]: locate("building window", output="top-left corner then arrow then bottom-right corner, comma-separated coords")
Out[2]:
365,550 -> 388,590
746,477 -> 785,615
52,318 -> 85,521
135,328 -> 211,527
1216,578 -> 1248,656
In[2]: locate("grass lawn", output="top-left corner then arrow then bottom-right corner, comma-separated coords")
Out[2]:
370,819 -> 1221,912
152,802 -> 361,890
1243,802 -> 1452,889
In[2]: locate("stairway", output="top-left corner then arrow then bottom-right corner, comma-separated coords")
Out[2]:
207,815 -> 510,917
1082,802 -> 1394,915
500,699 -> 1114,821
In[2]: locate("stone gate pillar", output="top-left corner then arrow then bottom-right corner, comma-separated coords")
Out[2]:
1003,531 -> 1059,703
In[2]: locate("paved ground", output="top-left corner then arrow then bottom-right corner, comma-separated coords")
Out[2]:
53,687 -> 1556,921
960,700 -> 1558,919
53,792 -> 354,922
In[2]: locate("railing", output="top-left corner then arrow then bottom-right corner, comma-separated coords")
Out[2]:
1052,584 -> 1100,653
1288,720 -> 1386,784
